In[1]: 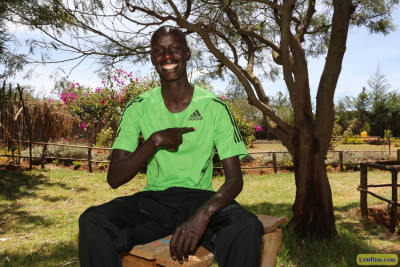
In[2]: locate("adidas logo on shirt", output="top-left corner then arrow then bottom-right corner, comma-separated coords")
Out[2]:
188,109 -> 203,121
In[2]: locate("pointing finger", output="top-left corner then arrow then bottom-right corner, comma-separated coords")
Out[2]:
178,127 -> 196,134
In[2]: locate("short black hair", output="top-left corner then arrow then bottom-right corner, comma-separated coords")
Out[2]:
150,26 -> 188,49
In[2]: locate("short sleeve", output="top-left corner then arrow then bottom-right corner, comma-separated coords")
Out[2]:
112,101 -> 141,152
212,98 -> 248,160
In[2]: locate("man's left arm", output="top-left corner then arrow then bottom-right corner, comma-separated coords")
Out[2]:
169,155 -> 243,263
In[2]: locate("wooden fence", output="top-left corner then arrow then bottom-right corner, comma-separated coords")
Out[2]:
358,161 -> 400,233
1,140 -> 400,174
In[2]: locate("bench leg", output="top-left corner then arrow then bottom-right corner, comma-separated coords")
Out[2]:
260,229 -> 282,267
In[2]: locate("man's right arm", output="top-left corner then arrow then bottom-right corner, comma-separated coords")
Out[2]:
107,137 -> 158,189
107,127 -> 195,189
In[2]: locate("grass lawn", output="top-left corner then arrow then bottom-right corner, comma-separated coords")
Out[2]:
0,164 -> 399,267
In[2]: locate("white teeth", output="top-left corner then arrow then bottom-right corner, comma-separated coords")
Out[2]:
162,63 -> 178,70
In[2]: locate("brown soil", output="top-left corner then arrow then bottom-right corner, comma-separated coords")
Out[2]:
367,205 -> 400,235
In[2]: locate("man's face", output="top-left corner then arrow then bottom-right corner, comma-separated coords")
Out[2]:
150,31 -> 191,82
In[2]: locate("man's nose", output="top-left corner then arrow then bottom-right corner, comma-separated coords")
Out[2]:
162,48 -> 174,59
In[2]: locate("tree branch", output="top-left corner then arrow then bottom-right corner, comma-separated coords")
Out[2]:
315,0 -> 355,155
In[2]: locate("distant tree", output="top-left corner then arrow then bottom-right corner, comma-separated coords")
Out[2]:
368,65 -> 391,136
334,98 -> 353,132
336,66 -> 400,137
339,87 -> 371,134
269,91 -> 294,124
5,0 -> 399,240
225,78 -> 248,100
385,91 -> 400,136
353,87 -> 371,130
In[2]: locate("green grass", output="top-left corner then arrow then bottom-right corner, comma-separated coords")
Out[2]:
0,166 -> 399,266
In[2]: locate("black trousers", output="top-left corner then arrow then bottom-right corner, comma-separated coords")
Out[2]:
79,187 -> 264,267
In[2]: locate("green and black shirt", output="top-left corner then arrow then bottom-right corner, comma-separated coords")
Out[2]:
112,85 -> 248,191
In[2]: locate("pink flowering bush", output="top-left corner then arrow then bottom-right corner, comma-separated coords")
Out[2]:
59,68 -> 159,144
254,124 -> 263,132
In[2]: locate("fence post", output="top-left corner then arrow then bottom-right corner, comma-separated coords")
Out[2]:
390,171 -> 398,233
360,163 -> 368,218
18,134 -> 22,165
339,151 -> 344,172
397,149 -> 400,161
88,147 -> 93,173
41,144 -> 47,169
272,152 -> 277,174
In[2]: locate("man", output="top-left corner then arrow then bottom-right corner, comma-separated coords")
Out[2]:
79,25 -> 264,267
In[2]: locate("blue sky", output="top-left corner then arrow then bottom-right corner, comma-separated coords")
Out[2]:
10,7 -> 400,101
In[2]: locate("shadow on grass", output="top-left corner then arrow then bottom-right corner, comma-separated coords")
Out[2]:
244,201 -> 397,267
0,168 -> 45,200
242,201 -> 293,218
1,240 -> 79,267
0,168 -> 87,234
0,168 -> 88,201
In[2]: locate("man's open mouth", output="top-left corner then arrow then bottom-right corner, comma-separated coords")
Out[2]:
162,63 -> 178,70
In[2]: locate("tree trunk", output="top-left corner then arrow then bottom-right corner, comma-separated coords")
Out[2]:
291,135 -> 337,239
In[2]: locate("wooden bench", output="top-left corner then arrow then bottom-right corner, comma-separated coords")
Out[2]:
121,215 -> 287,267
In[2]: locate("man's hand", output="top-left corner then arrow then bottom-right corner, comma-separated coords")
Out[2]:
169,156 -> 244,263
170,209 -> 210,264
151,127 -> 195,151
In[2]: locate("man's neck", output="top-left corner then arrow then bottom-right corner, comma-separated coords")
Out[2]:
161,80 -> 194,113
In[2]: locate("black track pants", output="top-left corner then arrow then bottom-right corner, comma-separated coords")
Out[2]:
79,187 -> 264,267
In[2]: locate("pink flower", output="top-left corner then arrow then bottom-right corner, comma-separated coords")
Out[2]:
220,95 -> 226,100
254,124 -> 263,132
47,99 -> 54,102
79,123 -> 88,130
100,99 -> 106,105
101,80 -> 106,84
60,92 -> 78,105
135,78 -> 139,82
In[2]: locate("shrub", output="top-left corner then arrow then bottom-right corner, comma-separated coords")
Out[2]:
342,137 -> 364,144
342,151 -> 394,164
59,68 -> 159,145
95,127 -> 114,148
261,152 -> 293,167
72,161 -> 82,170
46,144 -> 87,159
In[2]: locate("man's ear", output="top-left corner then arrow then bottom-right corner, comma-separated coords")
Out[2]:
186,48 -> 191,61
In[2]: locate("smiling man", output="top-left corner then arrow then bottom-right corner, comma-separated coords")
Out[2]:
78,26 -> 264,267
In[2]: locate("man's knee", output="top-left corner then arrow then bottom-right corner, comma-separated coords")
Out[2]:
239,215 -> 264,240
79,206 -> 102,230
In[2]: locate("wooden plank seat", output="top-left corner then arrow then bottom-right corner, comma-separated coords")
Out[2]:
121,215 -> 288,267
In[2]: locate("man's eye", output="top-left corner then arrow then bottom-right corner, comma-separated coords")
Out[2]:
154,48 -> 163,54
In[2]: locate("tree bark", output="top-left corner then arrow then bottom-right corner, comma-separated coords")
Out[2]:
291,135 -> 337,239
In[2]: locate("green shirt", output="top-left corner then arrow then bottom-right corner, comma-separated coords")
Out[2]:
112,85 -> 248,191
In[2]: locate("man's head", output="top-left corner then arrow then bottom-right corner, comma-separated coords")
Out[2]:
150,26 -> 191,83
151,26 -> 188,49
